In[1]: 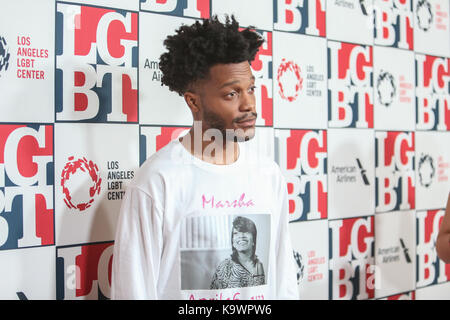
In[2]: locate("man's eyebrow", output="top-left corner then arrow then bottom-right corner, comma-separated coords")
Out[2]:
219,76 -> 256,89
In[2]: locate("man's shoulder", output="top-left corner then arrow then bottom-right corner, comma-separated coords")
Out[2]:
242,147 -> 284,181
241,143 -> 281,172
142,139 -> 180,168
130,139 -> 184,190
240,146 -> 287,197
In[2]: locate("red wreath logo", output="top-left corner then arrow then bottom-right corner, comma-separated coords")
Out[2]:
61,156 -> 102,211
277,59 -> 303,102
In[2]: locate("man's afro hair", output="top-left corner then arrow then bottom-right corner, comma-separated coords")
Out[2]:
159,15 -> 264,96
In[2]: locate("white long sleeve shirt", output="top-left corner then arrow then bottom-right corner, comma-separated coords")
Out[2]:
111,139 -> 299,300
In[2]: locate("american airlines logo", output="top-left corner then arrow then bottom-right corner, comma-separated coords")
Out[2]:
330,158 -> 370,185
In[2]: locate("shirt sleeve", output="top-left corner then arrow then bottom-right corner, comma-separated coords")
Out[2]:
111,186 -> 164,300
275,171 -> 300,300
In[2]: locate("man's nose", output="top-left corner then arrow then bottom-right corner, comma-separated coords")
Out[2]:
239,90 -> 256,113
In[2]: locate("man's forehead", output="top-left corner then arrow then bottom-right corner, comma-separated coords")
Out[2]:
208,62 -> 255,86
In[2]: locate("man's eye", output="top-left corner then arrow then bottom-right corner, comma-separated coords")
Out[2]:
227,91 -> 237,98
249,85 -> 257,93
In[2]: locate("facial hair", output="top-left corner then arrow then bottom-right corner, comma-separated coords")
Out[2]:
201,103 -> 257,142
202,107 -> 227,137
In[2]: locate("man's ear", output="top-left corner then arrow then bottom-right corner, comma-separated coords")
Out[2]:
183,91 -> 201,114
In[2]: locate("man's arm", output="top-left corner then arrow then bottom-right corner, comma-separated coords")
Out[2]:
275,170 -> 300,300
436,193 -> 450,263
111,186 -> 163,299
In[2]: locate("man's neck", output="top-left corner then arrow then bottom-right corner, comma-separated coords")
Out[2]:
179,127 -> 240,165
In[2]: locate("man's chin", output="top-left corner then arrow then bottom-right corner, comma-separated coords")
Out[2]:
233,131 -> 256,142
225,127 -> 256,142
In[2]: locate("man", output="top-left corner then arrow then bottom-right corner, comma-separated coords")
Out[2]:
111,15 -> 299,300
436,193 -> 450,263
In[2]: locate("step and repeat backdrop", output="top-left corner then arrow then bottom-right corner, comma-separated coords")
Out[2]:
0,0 -> 449,300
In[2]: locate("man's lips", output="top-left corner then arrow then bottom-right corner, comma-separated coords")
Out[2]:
235,117 -> 256,127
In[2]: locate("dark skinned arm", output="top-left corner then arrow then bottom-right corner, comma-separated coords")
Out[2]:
436,193 -> 450,264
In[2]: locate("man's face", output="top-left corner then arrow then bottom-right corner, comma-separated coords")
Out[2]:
195,61 -> 257,142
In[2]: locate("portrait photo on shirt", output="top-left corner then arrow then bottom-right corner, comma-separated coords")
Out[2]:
179,213 -> 270,291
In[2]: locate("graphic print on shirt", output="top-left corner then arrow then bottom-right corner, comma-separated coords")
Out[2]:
179,213 -> 270,298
